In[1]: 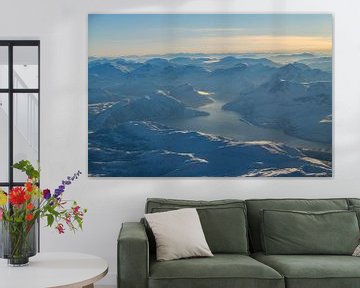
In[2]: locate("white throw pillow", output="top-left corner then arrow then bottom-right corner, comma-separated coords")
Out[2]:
145,208 -> 213,261
353,244 -> 360,256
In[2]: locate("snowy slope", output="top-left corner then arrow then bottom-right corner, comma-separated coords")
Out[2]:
297,57 -> 332,72
223,79 -> 332,143
169,83 -> 213,107
273,63 -> 331,82
88,121 -> 331,177
90,91 -> 209,131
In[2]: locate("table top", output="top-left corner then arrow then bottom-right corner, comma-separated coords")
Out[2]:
0,252 -> 108,288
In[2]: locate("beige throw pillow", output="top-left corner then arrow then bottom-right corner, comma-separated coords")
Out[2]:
145,208 -> 213,261
353,244 -> 360,256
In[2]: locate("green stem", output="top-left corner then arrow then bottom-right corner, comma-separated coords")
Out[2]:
8,222 -> 31,259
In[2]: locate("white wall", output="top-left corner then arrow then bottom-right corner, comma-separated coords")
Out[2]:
1,0 -> 360,285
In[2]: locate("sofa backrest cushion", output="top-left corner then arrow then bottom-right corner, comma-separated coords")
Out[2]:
348,199 -> 360,207
261,209 -> 359,255
145,198 -> 249,254
246,198 -> 349,252
347,199 -> 360,228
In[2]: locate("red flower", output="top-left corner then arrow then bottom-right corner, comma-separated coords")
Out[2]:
24,193 -> 31,201
26,214 -> 33,221
56,223 -> 65,234
26,203 -> 34,210
9,187 -> 26,205
25,182 -> 33,192
65,214 -> 71,225
72,205 -> 80,215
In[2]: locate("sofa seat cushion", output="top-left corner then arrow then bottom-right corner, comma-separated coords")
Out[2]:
253,252 -> 360,288
149,254 -> 284,288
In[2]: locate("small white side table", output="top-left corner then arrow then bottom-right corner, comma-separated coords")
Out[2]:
0,252 -> 108,288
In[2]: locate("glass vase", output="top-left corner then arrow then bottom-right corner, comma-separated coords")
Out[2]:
0,220 -> 37,266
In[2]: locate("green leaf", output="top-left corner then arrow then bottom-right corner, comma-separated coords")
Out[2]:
47,205 -> 60,217
47,214 -> 54,227
75,216 -> 83,230
12,160 -> 40,180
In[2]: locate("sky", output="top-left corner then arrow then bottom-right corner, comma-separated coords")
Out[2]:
88,14 -> 332,57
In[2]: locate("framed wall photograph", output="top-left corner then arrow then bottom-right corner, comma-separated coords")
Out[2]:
88,14 -> 332,177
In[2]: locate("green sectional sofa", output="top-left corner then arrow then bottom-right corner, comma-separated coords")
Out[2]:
118,198 -> 360,288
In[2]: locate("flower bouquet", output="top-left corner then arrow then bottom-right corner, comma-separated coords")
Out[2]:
0,160 -> 87,266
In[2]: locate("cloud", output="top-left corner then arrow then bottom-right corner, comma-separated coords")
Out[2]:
181,35 -> 332,54
90,35 -> 332,56
175,27 -> 247,33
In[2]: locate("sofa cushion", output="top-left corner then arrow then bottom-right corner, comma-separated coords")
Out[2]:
261,209 -> 359,255
347,198 -> 360,207
246,198 -> 349,252
253,252 -> 360,288
350,206 -> 360,227
149,254 -> 284,288
347,199 -> 360,228
145,208 -> 213,261
146,198 -> 248,254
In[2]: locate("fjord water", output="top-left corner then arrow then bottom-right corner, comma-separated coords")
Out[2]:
161,98 -> 331,152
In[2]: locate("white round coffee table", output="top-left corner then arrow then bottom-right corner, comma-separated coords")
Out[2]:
0,252 -> 108,288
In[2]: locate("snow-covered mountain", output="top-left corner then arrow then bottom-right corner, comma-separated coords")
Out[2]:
205,56 -> 279,71
88,55 -> 331,104
89,87 -> 122,104
268,53 -> 317,65
88,53 -> 333,177
237,57 -> 279,67
223,79 -> 332,143
88,121 -> 331,177
169,83 -> 213,107
88,62 -> 127,80
169,57 -> 212,66
205,63 -> 277,101
297,57 -> 332,72
90,91 -> 209,131
273,63 -> 331,82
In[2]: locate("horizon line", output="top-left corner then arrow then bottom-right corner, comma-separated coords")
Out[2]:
88,50 -> 332,58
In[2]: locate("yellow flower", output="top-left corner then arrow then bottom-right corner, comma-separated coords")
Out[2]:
0,190 -> 7,206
